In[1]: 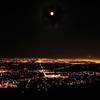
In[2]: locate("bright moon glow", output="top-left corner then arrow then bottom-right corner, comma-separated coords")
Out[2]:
50,12 -> 54,16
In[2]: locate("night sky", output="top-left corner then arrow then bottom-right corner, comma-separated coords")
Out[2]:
0,0 -> 100,57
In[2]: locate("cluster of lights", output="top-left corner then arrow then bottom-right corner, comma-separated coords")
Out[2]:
1,58 -> 100,64
0,58 -> 100,90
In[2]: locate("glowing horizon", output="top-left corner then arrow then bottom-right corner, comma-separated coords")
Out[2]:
1,57 -> 100,64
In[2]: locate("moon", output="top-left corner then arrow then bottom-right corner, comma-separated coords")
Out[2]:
50,11 -> 54,16
36,0 -> 69,30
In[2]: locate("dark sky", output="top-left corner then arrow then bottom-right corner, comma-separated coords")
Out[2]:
0,0 -> 100,57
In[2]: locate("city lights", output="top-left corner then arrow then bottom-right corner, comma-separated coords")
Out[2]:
0,57 -> 100,90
